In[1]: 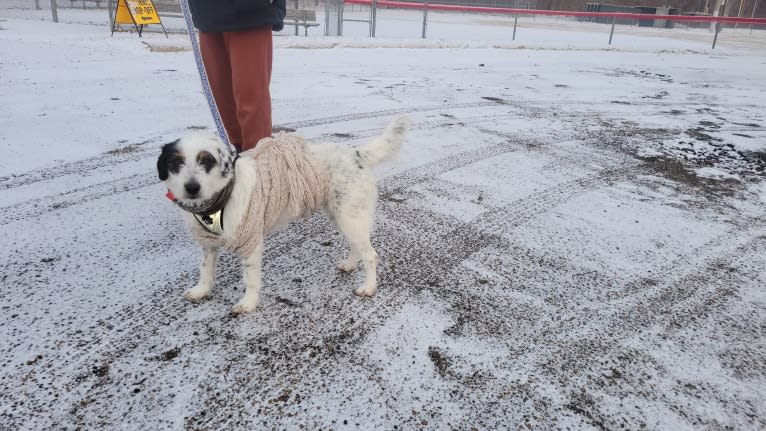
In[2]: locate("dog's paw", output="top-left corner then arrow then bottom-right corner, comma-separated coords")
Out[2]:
231,298 -> 259,314
336,259 -> 358,272
183,286 -> 211,302
354,283 -> 377,297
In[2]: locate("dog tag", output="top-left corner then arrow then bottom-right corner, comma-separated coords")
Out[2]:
193,210 -> 223,235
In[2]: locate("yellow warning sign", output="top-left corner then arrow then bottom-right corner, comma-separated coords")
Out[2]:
115,0 -> 161,25
112,0 -> 166,37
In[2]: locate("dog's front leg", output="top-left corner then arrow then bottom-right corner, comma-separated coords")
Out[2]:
232,239 -> 264,314
183,246 -> 219,302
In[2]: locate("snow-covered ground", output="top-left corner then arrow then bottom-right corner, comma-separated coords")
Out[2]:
1,12 -> 765,430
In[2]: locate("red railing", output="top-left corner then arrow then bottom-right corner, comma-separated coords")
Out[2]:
344,0 -> 766,26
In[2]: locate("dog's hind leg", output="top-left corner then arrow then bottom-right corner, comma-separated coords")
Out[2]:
334,210 -> 378,297
232,239 -> 264,314
183,246 -> 219,302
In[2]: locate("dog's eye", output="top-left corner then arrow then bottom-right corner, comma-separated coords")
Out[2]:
198,153 -> 218,173
169,156 -> 184,174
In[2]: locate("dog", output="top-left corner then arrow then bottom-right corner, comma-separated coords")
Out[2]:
157,117 -> 410,314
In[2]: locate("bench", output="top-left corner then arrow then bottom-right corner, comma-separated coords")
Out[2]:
285,9 -> 319,36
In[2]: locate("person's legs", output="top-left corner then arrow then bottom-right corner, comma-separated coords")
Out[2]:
223,27 -> 273,152
198,31 -> 243,151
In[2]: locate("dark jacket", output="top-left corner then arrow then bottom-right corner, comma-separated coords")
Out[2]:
188,0 -> 286,33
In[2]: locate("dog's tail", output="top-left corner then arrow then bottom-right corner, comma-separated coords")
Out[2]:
356,116 -> 411,167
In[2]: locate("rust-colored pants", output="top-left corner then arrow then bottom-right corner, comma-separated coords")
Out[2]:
199,27 -> 273,152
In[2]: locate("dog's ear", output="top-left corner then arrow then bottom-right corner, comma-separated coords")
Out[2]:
217,146 -> 237,178
157,140 -> 179,181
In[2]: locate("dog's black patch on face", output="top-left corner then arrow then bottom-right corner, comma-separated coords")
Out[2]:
168,152 -> 184,176
157,140 -> 181,181
197,150 -> 218,173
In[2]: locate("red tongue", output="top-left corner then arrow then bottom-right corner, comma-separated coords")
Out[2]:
166,190 -> 177,202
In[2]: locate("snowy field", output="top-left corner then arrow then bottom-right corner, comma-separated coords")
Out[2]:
1,10 -> 765,431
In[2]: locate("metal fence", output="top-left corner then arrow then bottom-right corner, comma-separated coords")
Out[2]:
336,0 -> 766,49
0,0 -> 61,22
2,0 -> 765,50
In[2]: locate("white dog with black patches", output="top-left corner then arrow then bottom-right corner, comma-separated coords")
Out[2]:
157,117 -> 410,314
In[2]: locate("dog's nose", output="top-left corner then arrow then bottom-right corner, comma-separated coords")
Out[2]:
184,181 -> 201,197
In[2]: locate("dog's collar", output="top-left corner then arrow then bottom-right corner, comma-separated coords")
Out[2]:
189,178 -> 234,235
196,176 -> 235,216
165,191 -> 226,236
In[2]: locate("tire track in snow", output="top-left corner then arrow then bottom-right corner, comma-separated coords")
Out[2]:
0,173 -> 157,224
0,100 -> 509,192
281,100 -> 504,129
474,165 -> 642,236
537,232 -> 765,431
0,143 -> 158,192
0,112 -> 537,225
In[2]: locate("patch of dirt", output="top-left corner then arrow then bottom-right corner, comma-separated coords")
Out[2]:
640,156 -> 746,200
274,296 -> 301,307
643,91 -> 669,99
719,347 -> 766,380
665,120 -> 766,176
585,117 -> 764,185
481,96 -> 508,104
443,315 -> 467,336
427,346 -> 452,377
565,390 -> 609,431
141,42 -> 189,53
605,68 -> 673,83
106,144 -> 141,155
157,347 -> 180,361
92,363 -> 109,378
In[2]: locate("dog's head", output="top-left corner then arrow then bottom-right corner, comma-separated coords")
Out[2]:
157,131 -> 237,214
